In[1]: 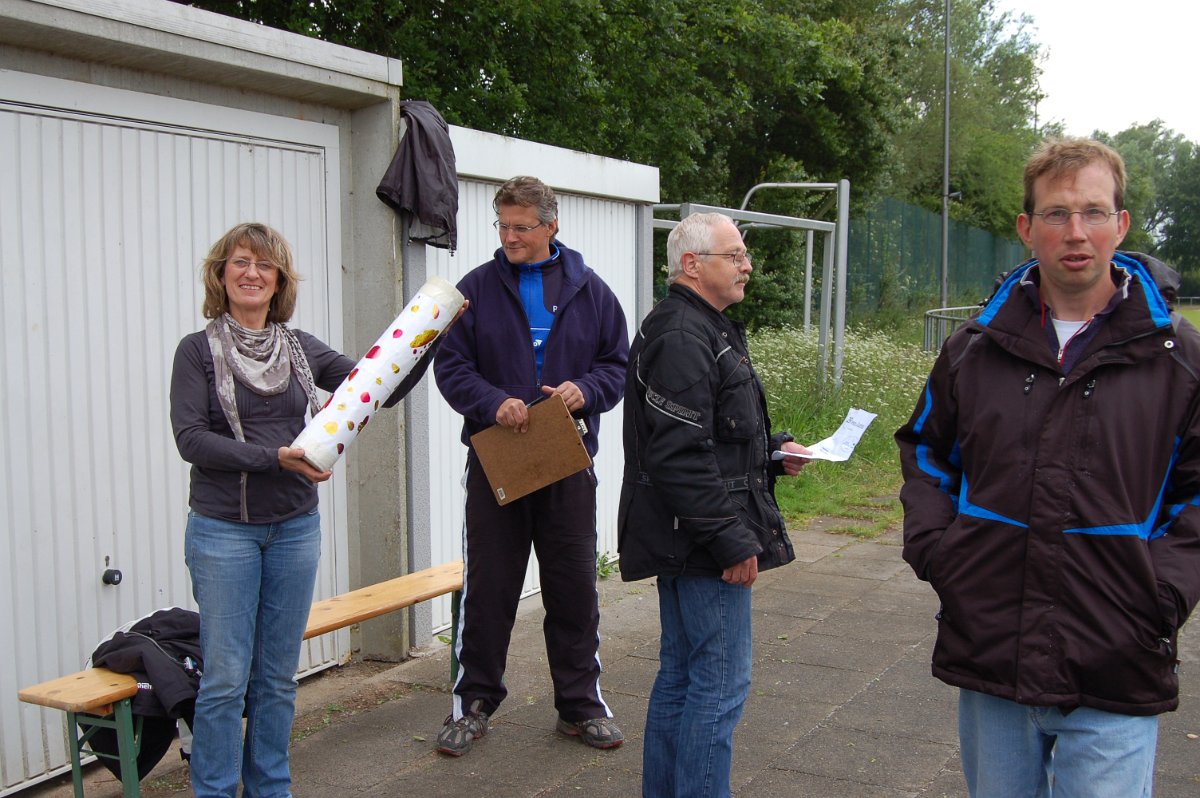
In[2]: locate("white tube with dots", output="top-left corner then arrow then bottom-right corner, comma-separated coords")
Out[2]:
291,275 -> 464,471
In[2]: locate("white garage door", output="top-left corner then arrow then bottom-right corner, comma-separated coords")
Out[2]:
0,71 -> 346,794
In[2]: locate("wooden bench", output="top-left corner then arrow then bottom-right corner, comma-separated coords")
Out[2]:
17,560 -> 464,798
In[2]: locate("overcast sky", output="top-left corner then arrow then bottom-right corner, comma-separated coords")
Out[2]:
990,1 -> 1199,142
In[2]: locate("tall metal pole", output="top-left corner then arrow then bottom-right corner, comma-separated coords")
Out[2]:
940,0 -> 951,308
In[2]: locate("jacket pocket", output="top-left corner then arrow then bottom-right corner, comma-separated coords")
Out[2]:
618,482 -> 692,567
714,368 -> 756,443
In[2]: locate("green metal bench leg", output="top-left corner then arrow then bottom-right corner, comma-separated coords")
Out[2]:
65,710 -> 86,798
112,700 -> 141,798
450,589 -> 461,681
65,699 -> 142,798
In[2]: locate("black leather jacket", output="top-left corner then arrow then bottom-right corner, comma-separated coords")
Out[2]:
618,285 -> 795,581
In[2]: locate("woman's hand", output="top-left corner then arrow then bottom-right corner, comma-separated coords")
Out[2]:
278,446 -> 333,483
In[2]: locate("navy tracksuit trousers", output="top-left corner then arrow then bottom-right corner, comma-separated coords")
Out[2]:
451,450 -> 611,722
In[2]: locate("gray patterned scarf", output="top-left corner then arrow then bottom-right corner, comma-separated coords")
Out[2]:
205,313 -> 321,521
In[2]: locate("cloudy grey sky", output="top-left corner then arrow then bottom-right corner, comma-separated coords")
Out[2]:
991,1 -> 1198,142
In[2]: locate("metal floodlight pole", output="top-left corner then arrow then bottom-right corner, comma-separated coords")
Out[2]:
940,0 -> 951,309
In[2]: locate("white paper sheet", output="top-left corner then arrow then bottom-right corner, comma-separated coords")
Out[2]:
771,407 -> 878,463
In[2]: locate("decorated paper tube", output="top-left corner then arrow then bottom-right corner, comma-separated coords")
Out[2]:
291,275 -> 465,471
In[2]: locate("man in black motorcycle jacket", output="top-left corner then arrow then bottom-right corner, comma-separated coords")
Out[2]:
618,211 -> 809,798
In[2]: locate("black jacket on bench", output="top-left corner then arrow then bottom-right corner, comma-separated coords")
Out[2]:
86,607 -> 203,780
91,607 -> 203,720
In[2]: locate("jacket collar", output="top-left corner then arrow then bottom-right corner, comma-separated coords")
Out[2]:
513,243 -> 561,273
492,239 -> 588,300
667,284 -> 748,348
669,283 -> 737,323
971,253 -> 1172,372
979,252 -> 1172,331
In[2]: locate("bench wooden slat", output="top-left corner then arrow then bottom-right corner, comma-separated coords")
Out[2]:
17,561 -> 462,798
18,668 -> 138,714
304,560 -> 462,640
18,561 -> 462,715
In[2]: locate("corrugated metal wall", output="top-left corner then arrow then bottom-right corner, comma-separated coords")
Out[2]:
421,181 -> 640,630
1,67 -> 656,796
0,73 -> 346,794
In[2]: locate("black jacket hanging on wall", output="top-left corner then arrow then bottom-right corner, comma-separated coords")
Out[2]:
376,100 -> 459,253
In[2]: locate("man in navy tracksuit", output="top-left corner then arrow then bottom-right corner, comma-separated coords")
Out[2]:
433,176 -> 629,756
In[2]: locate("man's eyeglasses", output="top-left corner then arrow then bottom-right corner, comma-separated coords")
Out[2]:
493,220 -> 547,234
697,250 -> 752,266
1030,208 -> 1118,226
227,258 -> 277,271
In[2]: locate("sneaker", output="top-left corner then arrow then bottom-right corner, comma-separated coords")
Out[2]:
436,704 -> 489,757
556,716 -> 624,749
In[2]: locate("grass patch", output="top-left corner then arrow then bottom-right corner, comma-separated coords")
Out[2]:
1177,306 -> 1200,328
750,322 -> 935,537
596,551 -> 620,579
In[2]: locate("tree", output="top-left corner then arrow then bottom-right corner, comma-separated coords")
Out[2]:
1158,141 -> 1200,290
174,0 -> 1050,324
174,0 -> 923,326
884,0 -> 1042,239
1095,121 -> 1188,255
173,0 -> 908,203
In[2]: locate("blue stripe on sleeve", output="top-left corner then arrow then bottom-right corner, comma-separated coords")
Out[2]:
912,383 -> 960,503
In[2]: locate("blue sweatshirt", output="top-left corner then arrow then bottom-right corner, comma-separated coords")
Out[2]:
518,243 -> 563,379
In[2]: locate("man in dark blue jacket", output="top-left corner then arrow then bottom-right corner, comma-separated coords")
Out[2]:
433,176 -> 629,756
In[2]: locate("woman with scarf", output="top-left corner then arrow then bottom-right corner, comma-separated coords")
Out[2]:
170,222 -> 436,798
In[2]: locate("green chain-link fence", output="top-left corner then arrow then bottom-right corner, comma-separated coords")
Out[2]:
848,196 -> 1028,315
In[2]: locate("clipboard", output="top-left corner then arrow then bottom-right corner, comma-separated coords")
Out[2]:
469,393 -> 592,505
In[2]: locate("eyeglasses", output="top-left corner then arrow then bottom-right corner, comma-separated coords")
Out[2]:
1030,208 -> 1118,226
227,257 -> 277,271
493,220 -> 547,234
697,250 -> 752,266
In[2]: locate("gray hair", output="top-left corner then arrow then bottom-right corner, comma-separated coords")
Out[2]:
666,212 -> 734,284
493,175 -> 559,225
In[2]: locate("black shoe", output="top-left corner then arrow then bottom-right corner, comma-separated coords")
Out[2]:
556,716 -> 624,749
436,702 -> 490,757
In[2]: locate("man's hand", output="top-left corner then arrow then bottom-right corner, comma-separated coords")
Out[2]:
541,381 -> 586,413
722,554 -> 759,587
779,441 -> 812,477
496,397 -> 530,432
278,446 -> 333,483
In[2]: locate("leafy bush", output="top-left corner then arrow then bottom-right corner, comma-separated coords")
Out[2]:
750,322 -> 935,536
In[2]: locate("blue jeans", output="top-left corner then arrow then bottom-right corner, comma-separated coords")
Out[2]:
643,574 -> 753,798
958,688 -> 1159,798
185,509 -> 322,798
